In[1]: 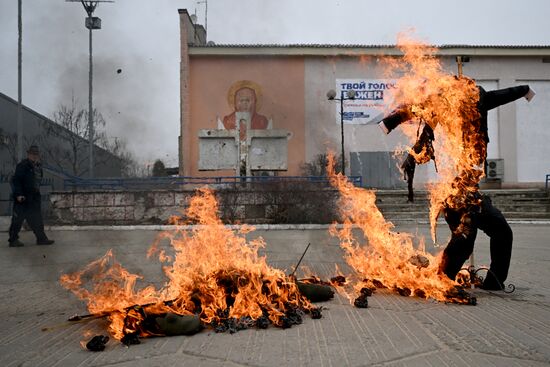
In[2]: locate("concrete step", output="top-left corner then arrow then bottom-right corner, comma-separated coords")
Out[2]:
493,203 -> 550,212
371,190 -> 550,219
376,189 -> 550,220
377,214 -> 550,221
500,211 -> 550,219
375,189 -> 549,198
377,199 -> 549,206
379,210 -> 550,220
375,195 -> 550,205
377,204 -> 550,211
376,203 -> 431,210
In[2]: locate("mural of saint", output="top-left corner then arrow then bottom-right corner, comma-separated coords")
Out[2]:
218,80 -> 272,140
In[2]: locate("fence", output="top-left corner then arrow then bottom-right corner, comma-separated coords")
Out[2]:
62,175 -> 363,191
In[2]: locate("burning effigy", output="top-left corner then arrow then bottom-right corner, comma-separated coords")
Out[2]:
327,34 -> 500,304
329,33 -> 532,302
379,34 -> 530,292
61,188 -> 322,348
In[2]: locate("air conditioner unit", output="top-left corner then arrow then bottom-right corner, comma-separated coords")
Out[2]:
486,159 -> 504,180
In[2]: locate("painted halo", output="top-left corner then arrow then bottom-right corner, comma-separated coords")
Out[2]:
227,80 -> 263,110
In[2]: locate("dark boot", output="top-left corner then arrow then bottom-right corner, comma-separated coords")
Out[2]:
37,239 -> 55,245
8,203 -> 25,244
9,239 -> 25,247
481,276 -> 504,291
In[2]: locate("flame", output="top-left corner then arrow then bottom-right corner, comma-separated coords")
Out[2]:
384,32 -> 484,241
61,188 -> 316,340
326,153 -> 464,302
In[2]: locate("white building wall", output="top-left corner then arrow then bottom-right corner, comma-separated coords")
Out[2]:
516,80 -> 550,182
450,56 -> 550,183
305,55 -> 550,185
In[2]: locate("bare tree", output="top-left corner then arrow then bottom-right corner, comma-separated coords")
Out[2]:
0,127 -> 43,175
99,137 -> 142,177
300,153 -> 343,176
41,98 -> 135,177
122,160 -> 149,178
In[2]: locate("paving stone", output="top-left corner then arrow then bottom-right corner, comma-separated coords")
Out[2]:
0,224 -> 549,366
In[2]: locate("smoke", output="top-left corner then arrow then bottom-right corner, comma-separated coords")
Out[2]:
0,0 -> 181,166
55,51 -> 178,165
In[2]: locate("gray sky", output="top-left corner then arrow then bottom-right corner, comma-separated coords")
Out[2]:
1,0 -> 549,166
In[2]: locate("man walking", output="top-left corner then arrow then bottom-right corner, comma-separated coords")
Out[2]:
8,145 -> 54,247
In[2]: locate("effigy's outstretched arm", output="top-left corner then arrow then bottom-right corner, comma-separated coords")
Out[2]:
378,106 -> 413,134
480,85 -> 532,112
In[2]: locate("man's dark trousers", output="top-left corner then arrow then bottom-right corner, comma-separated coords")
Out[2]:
8,196 -> 48,243
440,196 -> 513,288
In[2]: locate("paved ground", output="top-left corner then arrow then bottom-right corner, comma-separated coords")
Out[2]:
1,223 -> 549,367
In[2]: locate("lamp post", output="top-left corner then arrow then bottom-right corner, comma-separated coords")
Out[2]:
327,88 -> 356,175
17,0 -> 23,162
67,0 -> 113,177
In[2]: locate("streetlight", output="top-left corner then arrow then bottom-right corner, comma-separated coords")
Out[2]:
327,88 -> 356,175
17,0 -> 23,162
67,0 -> 114,178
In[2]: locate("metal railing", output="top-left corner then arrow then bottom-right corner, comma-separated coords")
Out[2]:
42,164 -> 81,181
62,175 -> 363,190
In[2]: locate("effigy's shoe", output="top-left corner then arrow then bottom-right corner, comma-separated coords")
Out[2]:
481,281 -> 504,291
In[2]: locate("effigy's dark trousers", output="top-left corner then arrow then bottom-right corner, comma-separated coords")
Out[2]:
440,196 -> 513,288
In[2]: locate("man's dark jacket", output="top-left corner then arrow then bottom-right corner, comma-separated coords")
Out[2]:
11,159 -> 43,203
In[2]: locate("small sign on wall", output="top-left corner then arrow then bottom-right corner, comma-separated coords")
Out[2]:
335,79 -> 397,125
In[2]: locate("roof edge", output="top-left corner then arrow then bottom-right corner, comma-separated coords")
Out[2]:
188,44 -> 550,57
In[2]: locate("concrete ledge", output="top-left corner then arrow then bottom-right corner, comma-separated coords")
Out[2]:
49,186 -> 340,225
44,219 -> 550,231
47,188 -> 550,226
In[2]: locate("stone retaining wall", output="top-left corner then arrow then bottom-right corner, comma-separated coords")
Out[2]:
49,183 -> 340,225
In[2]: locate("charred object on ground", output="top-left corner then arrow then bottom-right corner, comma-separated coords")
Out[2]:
354,278 -> 476,306
86,335 -> 109,351
295,276 -> 337,302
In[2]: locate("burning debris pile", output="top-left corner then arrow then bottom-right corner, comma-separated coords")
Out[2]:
61,188 -> 321,347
